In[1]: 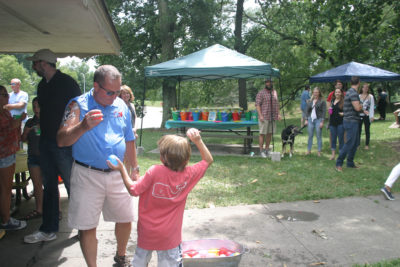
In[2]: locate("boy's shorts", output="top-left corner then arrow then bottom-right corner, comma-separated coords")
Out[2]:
132,245 -> 183,267
68,162 -> 134,230
259,120 -> 276,134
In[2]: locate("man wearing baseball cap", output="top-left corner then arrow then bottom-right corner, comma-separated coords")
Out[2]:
24,49 -> 81,243
26,49 -> 57,64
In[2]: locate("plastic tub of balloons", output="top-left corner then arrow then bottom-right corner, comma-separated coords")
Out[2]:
182,239 -> 246,267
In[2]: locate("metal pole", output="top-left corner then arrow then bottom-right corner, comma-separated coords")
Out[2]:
81,73 -> 86,93
279,77 -> 286,128
177,79 -> 181,110
139,77 -> 147,147
270,78 -> 274,152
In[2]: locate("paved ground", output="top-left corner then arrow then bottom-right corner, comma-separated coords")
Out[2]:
1,184 -> 399,267
136,106 -> 163,130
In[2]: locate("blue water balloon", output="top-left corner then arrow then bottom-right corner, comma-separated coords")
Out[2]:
108,154 -> 118,165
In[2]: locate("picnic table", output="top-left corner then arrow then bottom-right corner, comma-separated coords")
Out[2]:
165,120 -> 259,154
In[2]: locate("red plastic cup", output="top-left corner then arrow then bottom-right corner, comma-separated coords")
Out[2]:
92,110 -> 103,120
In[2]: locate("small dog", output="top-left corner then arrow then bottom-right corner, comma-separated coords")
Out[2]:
281,125 -> 305,158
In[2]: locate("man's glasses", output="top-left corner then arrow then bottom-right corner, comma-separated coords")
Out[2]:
98,83 -> 120,96
10,83 -> 16,86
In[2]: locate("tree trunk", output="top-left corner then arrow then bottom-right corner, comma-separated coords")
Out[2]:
158,0 -> 176,127
234,0 -> 247,110
162,79 -> 177,124
238,78 -> 247,110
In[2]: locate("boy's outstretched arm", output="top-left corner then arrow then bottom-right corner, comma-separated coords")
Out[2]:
186,128 -> 213,165
107,157 -> 136,195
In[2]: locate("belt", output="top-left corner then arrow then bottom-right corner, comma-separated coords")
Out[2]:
74,160 -> 113,172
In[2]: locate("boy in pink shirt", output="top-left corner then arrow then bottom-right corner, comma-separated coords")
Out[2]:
108,128 -> 213,267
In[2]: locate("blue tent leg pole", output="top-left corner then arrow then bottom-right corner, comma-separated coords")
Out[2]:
279,77 -> 286,128
177,79 -> 181,110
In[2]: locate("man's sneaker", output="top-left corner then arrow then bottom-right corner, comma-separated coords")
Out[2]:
24,231 -> 57,244
0,217 -> 27,230
260,151 -> 267,158
381,187 -> 395,201
114,254 -> 132,267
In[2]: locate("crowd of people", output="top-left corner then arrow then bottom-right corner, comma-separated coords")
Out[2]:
255,76 -> 399,200
0,49 -> 214,267
297,78 -> 397,159
0,48 -> 398,266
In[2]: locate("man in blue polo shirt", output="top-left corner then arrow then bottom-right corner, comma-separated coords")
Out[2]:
56,65 -> 139,267
336,76 -> 363,172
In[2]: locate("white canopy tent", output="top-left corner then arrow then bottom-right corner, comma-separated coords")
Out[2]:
0,0 -> 120,57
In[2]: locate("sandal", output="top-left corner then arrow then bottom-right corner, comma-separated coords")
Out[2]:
22,210 -> 42,220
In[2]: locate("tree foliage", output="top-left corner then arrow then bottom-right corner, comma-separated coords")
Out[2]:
245,0 -> 400,107
96,0 -> 400,119
58,60 -> 94,94
100,0 -> 230,125
0,55 -> 36,95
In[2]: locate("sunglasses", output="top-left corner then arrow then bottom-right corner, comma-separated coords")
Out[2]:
98,83 -> 120,96
0,93 -> 9,97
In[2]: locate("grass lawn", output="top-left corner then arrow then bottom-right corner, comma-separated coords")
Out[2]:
353,258 -> 400,267
137,116 -> 399,209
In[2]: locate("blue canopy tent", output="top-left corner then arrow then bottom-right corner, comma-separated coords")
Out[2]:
139,44 -> 280,147
310,61 -> 400,83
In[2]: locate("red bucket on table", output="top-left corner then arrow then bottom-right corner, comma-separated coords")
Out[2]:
232,112 -> 241,121
187,112 -> 193,120
201,112 -> 209,121
180,112 -> 188,121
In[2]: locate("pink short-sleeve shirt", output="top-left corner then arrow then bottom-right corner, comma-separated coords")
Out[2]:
130,160 -> 209,250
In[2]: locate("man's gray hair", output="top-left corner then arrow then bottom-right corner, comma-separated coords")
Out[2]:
11,78 -> 21,84
94,65 -> 121,85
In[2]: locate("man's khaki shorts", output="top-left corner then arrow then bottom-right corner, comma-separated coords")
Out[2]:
259,120 -> 276,134
68,162 -> 135,230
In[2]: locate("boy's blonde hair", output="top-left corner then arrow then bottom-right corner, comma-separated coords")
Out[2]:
158,135 -> 191,172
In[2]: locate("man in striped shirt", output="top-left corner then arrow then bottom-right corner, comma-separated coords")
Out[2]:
336,76 -> 363,172
256,79 -> 281,158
